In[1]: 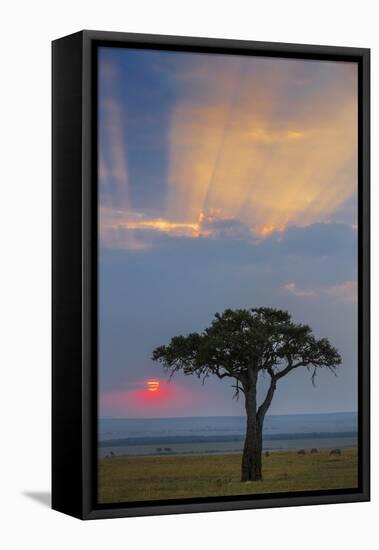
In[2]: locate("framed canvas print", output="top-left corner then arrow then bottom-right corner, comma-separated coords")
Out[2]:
52,30 -> 370,520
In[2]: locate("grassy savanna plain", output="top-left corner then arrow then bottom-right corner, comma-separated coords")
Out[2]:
98,448 -> 358,504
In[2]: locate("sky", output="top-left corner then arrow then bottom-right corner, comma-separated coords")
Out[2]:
98,46 -> 358,419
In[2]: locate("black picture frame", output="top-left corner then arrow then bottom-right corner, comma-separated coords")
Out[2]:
52,30 -> 370,520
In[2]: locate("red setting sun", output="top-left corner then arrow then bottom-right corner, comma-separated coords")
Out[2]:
99,378 -> 200,417
146,380 -> 160,392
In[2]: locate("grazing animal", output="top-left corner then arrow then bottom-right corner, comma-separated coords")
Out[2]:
164,447 -> 172,452
297,449 -> 306,455
265,451 -> 270,457
330,448 -> 341,456
310,448 -> 318,454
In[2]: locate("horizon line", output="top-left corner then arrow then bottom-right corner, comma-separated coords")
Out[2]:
99,410 -> 358,421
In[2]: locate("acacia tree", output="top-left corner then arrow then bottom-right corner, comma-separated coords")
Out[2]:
152,308 -> 341,482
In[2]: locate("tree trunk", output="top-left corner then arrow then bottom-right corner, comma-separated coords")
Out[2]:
241,378 -> 263,482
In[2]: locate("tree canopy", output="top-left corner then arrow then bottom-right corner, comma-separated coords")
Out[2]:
152,307 -> 341,391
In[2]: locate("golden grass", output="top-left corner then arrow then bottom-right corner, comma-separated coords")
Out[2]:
98,448 -> 358,504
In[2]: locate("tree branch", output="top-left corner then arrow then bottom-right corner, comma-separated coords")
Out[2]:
231,380 -> 245,400
214,372 -> 232,380
274,360 -> 304,380
257,371 -> 277,424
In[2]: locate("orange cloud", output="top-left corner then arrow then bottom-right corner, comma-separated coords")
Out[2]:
284,282 -> 316,297
165,58 -> 357,237
323,280 -> 357,303
99,208 -> 232,248
119,218 -> 202,237
99,56 -> 357,249
284,281 -> 357,302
